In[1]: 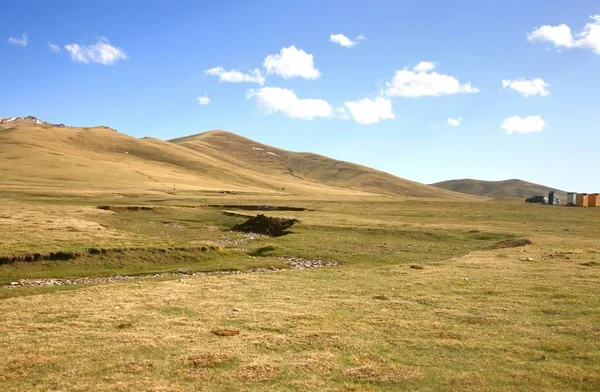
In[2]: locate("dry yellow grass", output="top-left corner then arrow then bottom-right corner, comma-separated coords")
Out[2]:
0,119 -> 473,198
0,189 -> 598,391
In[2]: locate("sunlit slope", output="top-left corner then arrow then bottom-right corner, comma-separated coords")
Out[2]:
170,130 -> 471,198
1,119 -> 474,197
432,178 -> 567,199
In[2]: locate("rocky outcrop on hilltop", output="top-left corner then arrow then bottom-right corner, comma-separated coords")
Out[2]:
0,115 -> 48,126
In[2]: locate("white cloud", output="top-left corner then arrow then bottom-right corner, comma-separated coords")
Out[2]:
501,115 -> 545,134
8,33 -> 28,47
447,117 -> 462,127
205,67 -> 265,85
246,87 -> 332,120
64,37 -> 127,65
386,62 -> 479,98
48,42 -> 60,53
329,33 -> 366,48
413,61 -> 436,73
528,15 -> 600,54
263,46 -> 320,79
502,78 -> 549,97
197,95 -> 210,105
342,97 -> 395,124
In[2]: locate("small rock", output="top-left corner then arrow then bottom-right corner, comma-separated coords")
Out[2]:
10,282 -> 20,286
410,265 -> 424,270
541,355 -> 548,361
232,308 -> 242,312
177,268 -> 189,274
118,323 -> 133,329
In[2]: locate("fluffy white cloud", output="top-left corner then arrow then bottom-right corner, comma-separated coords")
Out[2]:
8,33 -> 28,46
263,46 -> 320,79
447,117 -> 462,127
246,87 -> 332,120
64,37 -> 127,65
48,42 -> 60,53
528,15 -> 600,54
413,61 -> 436,73
502,78 -> 549,97
501,115 -> 545,134
205,67 -> 265,85
386,62 -> 479,98
197,95 -> 210,105
329,33 -> 366,48
342,97 -> 395,124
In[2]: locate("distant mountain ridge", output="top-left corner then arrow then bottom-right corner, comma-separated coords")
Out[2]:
431,178 -> 567,199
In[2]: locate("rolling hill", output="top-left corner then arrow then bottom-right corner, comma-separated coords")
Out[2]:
431,178 -> 567,199
0,116 -> 470,198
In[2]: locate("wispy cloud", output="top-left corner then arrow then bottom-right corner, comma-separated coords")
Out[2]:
197,95 -> 211,105
329,33 -> 366,48
205,67 -> 265,85
48,42 -> 60,53
8,33 -> 28,47
64,37 -> 127,65
447,117 -> 462,127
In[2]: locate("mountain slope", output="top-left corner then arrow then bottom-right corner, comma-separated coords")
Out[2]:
431,179 -> 567,199
170,130 -> 467,198
0,117 -> 471,197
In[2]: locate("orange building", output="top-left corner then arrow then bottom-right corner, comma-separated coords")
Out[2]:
576,193 -> 589,207
588,194 -> 599,207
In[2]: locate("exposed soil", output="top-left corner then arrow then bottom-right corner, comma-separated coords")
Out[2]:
232,214 -> 298,237
212,329 -> 240,337
97,205 -> 154,212
207,204 -> 310,211
492,238 -> 532,249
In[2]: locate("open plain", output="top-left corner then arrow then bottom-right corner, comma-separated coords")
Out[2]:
1,184 -> 599,391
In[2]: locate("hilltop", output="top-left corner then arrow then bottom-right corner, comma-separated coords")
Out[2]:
431,178 -> 567,199
0,117 -> 469,198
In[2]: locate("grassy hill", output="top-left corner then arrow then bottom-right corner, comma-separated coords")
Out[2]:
431,178 -> 567,199
0,117 -> 468,198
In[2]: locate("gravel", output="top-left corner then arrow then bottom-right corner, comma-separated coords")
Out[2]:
4,257 -> 341,288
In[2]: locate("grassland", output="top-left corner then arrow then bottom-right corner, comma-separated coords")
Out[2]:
432,178 -> 568,199
1,187 -> 599,391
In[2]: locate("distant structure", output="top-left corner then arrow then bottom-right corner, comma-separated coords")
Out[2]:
567,192 -> 577,206
576,193 -> 589,207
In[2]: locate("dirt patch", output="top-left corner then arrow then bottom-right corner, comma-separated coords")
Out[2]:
207,204 -> 310,211
492,238 -> 532,249
97,205 -> 154,212
581,261 -> 599,267
212,329 -> 240,337
187,353 -> 233,369
232,214 -> 298,237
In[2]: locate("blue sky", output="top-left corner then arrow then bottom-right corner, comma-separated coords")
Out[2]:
2,0 -> 599,192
